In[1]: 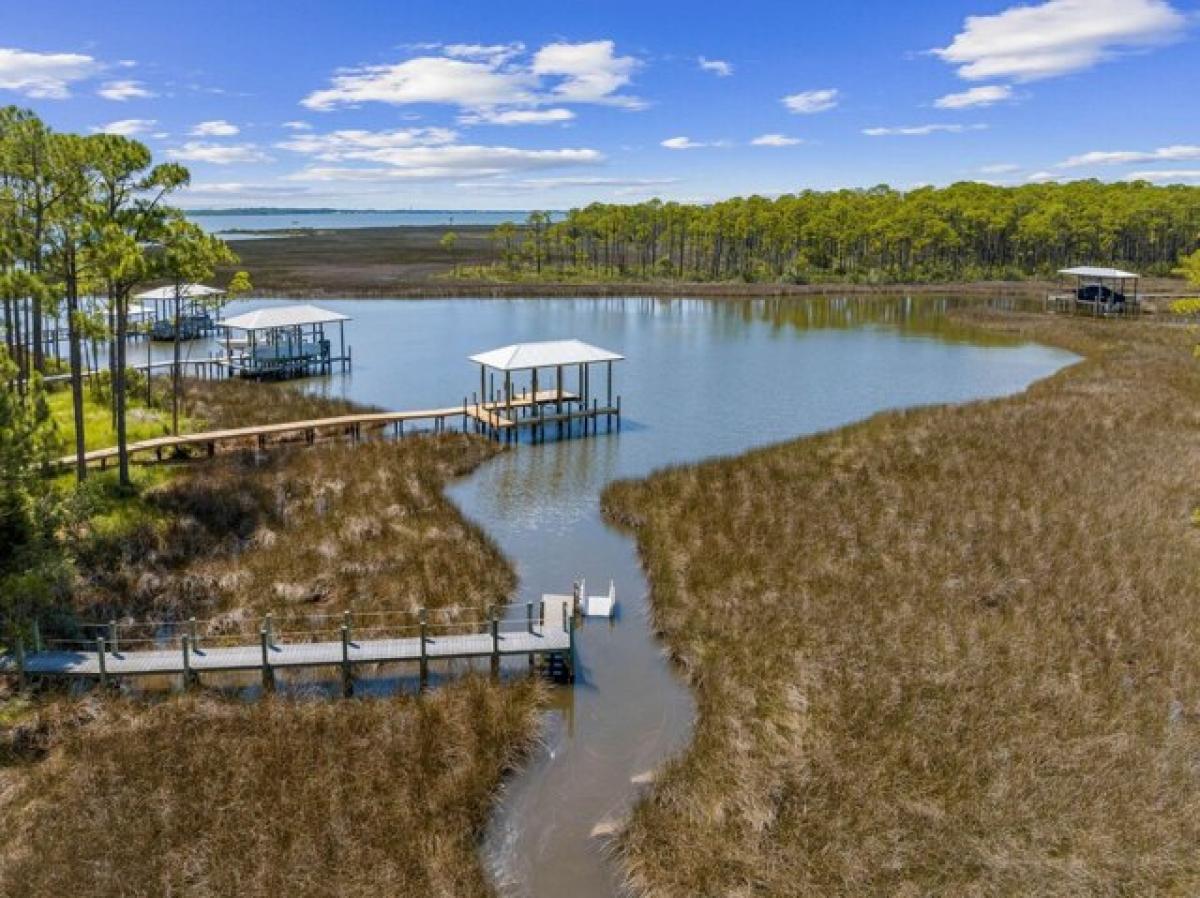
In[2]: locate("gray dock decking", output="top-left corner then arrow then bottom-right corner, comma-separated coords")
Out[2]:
2,598 -> 576,689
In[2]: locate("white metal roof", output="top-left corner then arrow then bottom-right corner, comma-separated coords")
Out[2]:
1059,266 -> 1139,280
222,304 -> 350,331
222,303 -> 350,331
469,339 -> 624,371
134,283 -> 226,300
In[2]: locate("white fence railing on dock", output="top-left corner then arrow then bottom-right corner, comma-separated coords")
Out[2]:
2,599 -> 576,693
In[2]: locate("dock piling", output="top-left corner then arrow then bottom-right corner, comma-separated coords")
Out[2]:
14,636 -> 26,692
108,619 -> 119,655
260,628 -> 275,692
96,636 -> 109,689
418,609 -> 429,689
490,608 -> 500,678
181,635 -> 195,690
340,625 -> 353,698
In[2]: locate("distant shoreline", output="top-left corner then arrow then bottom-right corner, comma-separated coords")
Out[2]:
216,225 -> 1191,301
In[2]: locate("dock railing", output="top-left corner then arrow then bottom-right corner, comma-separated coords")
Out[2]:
2,600 -> 575,693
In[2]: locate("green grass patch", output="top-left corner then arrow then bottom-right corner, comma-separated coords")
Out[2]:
45,387 -> 188,453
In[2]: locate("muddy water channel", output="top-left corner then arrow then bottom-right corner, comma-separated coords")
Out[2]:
156,295 -> 1075,897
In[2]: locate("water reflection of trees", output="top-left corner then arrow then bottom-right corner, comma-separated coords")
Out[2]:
596,295 -> 1036,346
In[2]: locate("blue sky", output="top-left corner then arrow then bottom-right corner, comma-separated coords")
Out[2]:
2,0 -> 1197,208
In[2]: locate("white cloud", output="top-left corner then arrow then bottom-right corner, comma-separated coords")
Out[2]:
0,47 -> 100,99
933,0 -> 1187,82
863,123 -> 988,136
934,84 -> 1013,109
282,120 -> 312,130
285,145 -> 602,182
277,124 -> 602,182
455,175 -> 680,193
532,40 -> 642,107
751,133 -> 803,147
442,42 -> 526,64
662,136 -> 708,149
278,127 -> 458,159
168,142 -> 272,164
92,118 -> 156,136
980,162 -> 1021,174
303,56 -> 534,110
698,56 -> 733,77
191,119 -> 240,137
460,107 -> 575,126
302,40 -> 642,114
1058,144 -> 1200,167
97,79 -> 155,101
1124,169 -> 1200,182
1026,170 -> 1056,182
782,88 -> 839,114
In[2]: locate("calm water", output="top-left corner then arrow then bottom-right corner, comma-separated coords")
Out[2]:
133,295 -> 1074,897
185,209 -> 537,236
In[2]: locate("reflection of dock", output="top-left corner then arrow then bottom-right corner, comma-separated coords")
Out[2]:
2,599 -> 576,694
55,390 -> 585,470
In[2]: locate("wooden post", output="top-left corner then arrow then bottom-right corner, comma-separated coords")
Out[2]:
343,610 -> 352,643
14,636 -> 26,692
189,616 -> 198,651
340,625 -> 353,698
181,634 -> 193,690
490,608 -> 500,678
566,603 -> 576,683
96,636 -> 108,690
260,628 -> 275,692
531,368 -> 539,442
265,613 -> 274,648
108,619 -> 118,655
419,608 -> 429,690
527,601 -> 535,671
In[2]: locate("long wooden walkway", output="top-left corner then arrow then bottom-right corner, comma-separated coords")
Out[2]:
2,598 -> 575,692
55,389 -> 590,470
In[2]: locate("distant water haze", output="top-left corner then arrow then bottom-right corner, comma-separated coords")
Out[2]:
186,209 -> 548,235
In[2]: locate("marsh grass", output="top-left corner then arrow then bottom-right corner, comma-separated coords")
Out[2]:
603,312 -> 1200,895
0,679 -> 542,898
70,380 -> 511,628
2,379 -> 539,897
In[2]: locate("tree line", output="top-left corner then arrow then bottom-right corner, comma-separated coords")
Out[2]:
1,106 -> 246,641
485,182 -> 1200,283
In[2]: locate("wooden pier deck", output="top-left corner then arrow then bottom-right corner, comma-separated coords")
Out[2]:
53,388 -> 609,470
2,599 -> 575,692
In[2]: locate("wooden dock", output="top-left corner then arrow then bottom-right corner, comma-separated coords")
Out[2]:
54,387 -> 618,471
2,599 -> 576,694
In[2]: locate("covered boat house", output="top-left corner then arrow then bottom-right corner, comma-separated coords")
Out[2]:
135,283 -> 226,340
221,304 -> 351,379
1048,266 -> 1141,316
467,339 -> 623,442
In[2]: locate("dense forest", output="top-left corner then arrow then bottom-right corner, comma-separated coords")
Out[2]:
484,182 -> 1200,283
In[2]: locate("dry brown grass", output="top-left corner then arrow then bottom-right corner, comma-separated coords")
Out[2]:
1,379 -> 541,898
603,311 -> 1200,896
72,380 -> 511,627
0,679 -> 541,898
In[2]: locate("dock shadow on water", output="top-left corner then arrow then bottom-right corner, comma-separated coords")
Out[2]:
140,294 -> 1074,898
